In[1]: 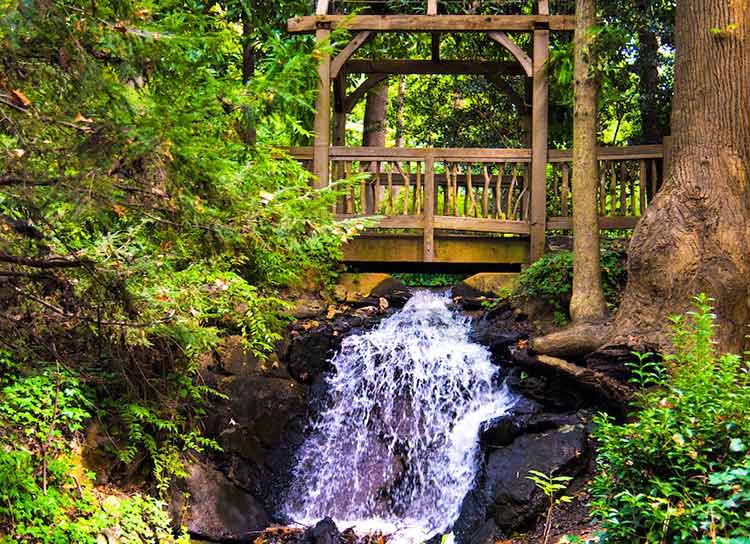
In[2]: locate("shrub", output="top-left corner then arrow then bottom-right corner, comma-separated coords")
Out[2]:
513,244 -> 627,318
591,294 -> 750,542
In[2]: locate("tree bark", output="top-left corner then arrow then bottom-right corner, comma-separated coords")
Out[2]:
613,0 -> 750,354
362,81 -> 388,147
636,0 -> 662,146
570,0 -> 607,322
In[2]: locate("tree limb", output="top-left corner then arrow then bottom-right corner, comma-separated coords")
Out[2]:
0,251 -> 88,269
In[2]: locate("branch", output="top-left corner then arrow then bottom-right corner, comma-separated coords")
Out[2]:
0,176 -> 56,187
0,251 -> 88,269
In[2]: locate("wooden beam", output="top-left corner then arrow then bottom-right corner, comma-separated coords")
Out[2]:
423,152 -> 435,261
487,31 -> 532,77
329,146 -> 532,162
431,32 -> 441,61
344,74 -> 389,113
331,31 -> 374,79
529,26 -> 549,261
547,216 -> 639,230
332,72 -> 347,146
434,216 -> 530,234
346,59 -> 525,76
288,15 -> 577,34
313,28 -> 331,189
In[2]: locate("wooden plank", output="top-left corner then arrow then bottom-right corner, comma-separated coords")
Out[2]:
434,216 -> 531,234
547,216 -> 639,230
288,15 -> 577,34
548,144 -> 664,162
619,161 -> 627,215
529,27 -> 549,261
487,31 -> 533,77
346,59 -> 525,76
335,215 -> 424,229
331,31 -> 374,79
423,153 -> 435,261
328,146 -> 531,162
313,28 -> 331,189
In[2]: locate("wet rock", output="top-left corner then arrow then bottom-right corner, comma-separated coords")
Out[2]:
293,294 -> 327,319
219,335 -> 290,379
334,273 -> 410,308
505,366 -> 585,412
453,273 -> 519,299
287,322 -> 339,383
455,416 -> 590,541
182,462 -> 269,542
304,517 -> 340,544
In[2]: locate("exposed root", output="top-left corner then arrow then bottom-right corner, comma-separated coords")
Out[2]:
529,320 -> 612,358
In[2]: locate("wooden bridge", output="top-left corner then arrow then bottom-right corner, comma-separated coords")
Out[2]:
288,0 -> 669,268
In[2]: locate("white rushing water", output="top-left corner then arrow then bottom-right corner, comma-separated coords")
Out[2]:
283,290 -> 516,543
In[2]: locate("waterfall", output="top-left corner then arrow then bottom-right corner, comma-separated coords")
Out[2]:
283,290 -> 516,542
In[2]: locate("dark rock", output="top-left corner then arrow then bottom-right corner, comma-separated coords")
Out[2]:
304,517 -> 340,544
455,418 -> 590,541
471,321 -> 523,362
287,323 -> 339,383
293,295 -> 326,319
183,462 -> 269,542
370,278 -> 410,307
219,336 -> 290,379
505,366 -> 585,412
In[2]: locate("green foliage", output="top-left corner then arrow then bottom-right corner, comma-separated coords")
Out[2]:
513,245 -> 627,318
528,470 -> 574,544
392,273 -> 466,288
591,295 -> 750,542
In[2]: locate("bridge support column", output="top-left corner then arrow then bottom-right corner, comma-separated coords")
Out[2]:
530,1 -> 549,262
313,27 -> 331,189
423,152 -> 435,262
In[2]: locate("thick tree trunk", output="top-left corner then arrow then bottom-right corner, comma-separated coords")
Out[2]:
636,0 -> 662,146
362,82 -> 388,147
570,0 -> 607,322
613,1 -> 750,354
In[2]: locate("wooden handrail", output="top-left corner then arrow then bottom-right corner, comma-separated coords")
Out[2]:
283,144 -> 664,162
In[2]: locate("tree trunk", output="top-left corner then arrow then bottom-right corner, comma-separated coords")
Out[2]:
613,1 -> 750,354
570,0 -> 607,322
362,82 -> 388,147
636,0 -> 662,146
394,76 -> 406,147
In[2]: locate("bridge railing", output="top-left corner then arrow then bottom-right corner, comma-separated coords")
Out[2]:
285,143 -> 666,260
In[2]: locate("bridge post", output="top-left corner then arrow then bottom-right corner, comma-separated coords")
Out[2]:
313,26 -> 331,189
529,0 -> 550,262
423,152 -> 436,262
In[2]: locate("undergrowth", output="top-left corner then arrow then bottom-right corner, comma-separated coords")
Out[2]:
591,294 -> 750,542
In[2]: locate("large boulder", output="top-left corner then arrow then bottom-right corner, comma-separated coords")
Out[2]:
334,273 -> 410,307
455,414 -> 590,542
453,273 -> 519,299
182,462 -> 269,542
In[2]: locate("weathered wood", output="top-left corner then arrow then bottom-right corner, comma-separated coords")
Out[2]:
346,59 -> 525,76
414,161 -> 422,214
482,166 -> 490,217
427,0 -> 437,15
608,163 -> 616,216
639,159 -> 647,214
313,28 -> 331,189
433,216 -> 531,235
487,31 -> 533,77
332,72 -> 347,146
561,162 -> 570,216
423,153 -> 435,261
386,164 -> 394,215
548,144 -> 664,161
288,15 -> 577,34
619,161 -> 627,214
431,32 -> 441,61
547,216 -> 639,230
316,0 -> 329,15
529,26 -> 549,261
331,31 -> 374,78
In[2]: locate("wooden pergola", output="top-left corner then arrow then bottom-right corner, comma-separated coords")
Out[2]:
286,2 -> 662,268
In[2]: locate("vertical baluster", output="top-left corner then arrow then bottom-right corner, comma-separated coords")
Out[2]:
414,161 -> 422,214
373,161 -> 381,214
651,159 -> 658,199
639,159 -> 647,215
445,163 -> 452,215
495,163 -> 504,219
608,161 -> 617,216
522,163 -> 530,220
619,161 -> 627,215
507,165 -> 518,221
599,162 -> 607,214
629,162 -> 636,217
345,161 -> 355,214
561,162 -> 570,217
401,162 -> 411,215
482,165 -> 490,218
359,161 -> 367,214
467,166 -> 477,217
386,163 -> 393,215
552,163 -> 559,214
